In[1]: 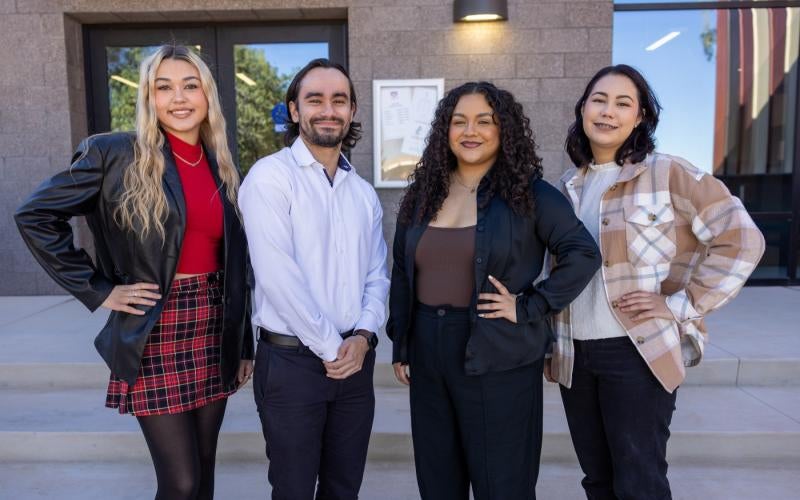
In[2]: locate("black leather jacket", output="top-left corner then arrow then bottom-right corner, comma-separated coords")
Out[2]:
15,132 -> 254,386
387,176 -> 601,373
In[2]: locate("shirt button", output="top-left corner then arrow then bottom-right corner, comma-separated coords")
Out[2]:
437,309 -> 446,317
609,184 -> 617,191
601,218 -> 609,226
604,260 -> 610,267
636,336 -> 645,344
648,213 -> 657,222
611,300 -> 618,308
476,257 -> 483,264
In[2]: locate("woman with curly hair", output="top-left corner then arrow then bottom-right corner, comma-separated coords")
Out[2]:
386,81 -> 601,499
15,45 -> 253,499
550,65 -> 764,500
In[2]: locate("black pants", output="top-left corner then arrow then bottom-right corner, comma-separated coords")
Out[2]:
560,337 -> 677,500
409,304 -> 544,500
253,338 -> 376,500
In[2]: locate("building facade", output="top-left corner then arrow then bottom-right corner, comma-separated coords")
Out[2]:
1,0 -> 797,295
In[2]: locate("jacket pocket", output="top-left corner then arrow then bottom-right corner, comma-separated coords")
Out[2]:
623,204 -> 677,267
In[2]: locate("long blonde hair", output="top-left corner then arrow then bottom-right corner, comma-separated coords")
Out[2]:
116,44 -> 239,241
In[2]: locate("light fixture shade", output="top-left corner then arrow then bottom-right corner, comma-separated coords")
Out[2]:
454,0 -> 508,22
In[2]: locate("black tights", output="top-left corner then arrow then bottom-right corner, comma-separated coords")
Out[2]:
136,398 -> 228,500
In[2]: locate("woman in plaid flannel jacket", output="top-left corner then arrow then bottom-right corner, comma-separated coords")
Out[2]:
548,64 -> 765,499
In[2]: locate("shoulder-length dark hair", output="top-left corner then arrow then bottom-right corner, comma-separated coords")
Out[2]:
282,58 -> 362,151
398,81 -> 542,225
565,64 -> 661,168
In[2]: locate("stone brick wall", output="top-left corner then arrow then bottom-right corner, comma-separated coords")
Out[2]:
0,0 -> 611,295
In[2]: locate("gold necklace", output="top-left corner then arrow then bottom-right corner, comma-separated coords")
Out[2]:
172,148 -> 204,167
452,172 -> 480,193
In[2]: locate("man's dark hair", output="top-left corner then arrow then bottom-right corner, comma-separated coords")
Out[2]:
283,58 -> 362,151
565,64 -> 662,168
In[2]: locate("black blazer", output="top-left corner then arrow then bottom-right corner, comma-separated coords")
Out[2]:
386,176 -> 601,374
14,132 -> 253,386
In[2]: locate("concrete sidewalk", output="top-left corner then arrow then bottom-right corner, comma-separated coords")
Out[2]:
0,287 -> 798,499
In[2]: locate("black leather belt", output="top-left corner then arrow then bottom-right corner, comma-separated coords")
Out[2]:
258,327 -> 354,348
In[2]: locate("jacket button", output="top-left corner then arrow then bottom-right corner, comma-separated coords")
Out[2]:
437,309 -> 446,317
476,257 -> 483,264
636,336 -> 645,344
225,297 -> 231,305
648,213 -> 657,222
477,225 -> 484,232
601,218 -> 609,226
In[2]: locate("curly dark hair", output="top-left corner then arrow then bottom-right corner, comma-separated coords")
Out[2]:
565,64 -> 661,168
283,58 -> 362,152
398,81 -> 542,225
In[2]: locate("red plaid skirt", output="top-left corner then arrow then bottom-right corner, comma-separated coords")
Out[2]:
106,271 -> 235,416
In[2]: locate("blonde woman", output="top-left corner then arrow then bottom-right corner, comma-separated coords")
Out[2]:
15,44 -> 253,499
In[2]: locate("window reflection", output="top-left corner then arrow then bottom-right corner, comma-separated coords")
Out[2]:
234,43 -> 328,172
107,46 -> 158,131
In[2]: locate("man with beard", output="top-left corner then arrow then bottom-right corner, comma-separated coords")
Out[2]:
239,59 -> 389,499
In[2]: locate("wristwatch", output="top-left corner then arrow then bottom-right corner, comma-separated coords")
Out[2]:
353,329 -> 378,350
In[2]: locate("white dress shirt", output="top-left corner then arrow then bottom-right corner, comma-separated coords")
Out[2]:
571,161 -> 628,340
239,138 -> 390,361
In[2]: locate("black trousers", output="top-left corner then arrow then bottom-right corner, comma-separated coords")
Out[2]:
409,304 -> 544,500
560,337 -> 677,500
253,338 -> 376,500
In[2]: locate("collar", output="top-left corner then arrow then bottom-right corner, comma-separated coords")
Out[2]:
290,137 -> 353,172
560,154 -> 652,187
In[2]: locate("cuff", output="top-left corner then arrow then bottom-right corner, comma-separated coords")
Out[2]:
311,331 -> 343,362
666,289 -> 702,324
355,309 -> 381,336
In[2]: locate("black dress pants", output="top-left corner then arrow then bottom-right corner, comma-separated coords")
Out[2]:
409,304 -> 544,500
253,338 -> 376,500
559,337 -> 677,500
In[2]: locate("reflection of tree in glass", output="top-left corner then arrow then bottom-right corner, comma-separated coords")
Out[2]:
108,47 -> 155,132
700,13 -> 716,62
235,46 -> 291,174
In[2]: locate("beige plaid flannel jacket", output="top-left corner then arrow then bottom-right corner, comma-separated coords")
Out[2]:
551,153 -> 765,393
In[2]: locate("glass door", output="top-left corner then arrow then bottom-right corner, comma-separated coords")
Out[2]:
85,22 -> 346,171
216,23 -> 345,171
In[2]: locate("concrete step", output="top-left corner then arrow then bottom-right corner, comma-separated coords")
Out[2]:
1,460 -> 798,500
1,385 -> 798,464
1,354 -> 799,391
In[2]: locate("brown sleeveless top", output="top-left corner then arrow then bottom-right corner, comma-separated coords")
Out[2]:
415,225 -> 476,307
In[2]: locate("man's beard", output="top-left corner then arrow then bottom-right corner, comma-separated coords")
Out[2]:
302,118 -> 349,148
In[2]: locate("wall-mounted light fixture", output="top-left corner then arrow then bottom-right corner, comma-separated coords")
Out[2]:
454,0 -> 508,22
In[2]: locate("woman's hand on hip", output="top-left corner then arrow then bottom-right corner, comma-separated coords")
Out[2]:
237,359 -> 254,388
617,291 -> 673,322
101,283 -> 161,316
477,275 -> 517,323
393,362 -> 410,386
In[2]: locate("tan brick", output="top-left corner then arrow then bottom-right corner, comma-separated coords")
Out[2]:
588,27 -> 612,52
468,54 -> 515,79
420,55 -> 470,79
516,53 -> 564,78
565,52 -> 610,77
445,23 -> 511,55
373,56 -> 419,79
537,28 -> 588,53
539,77 -> 589,102
372,6 -> 421,32
492,78 -> 538,103
565,2 -> 613,28
510,3 -> 566,29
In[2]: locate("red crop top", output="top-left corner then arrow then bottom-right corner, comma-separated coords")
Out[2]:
166,132 -> 224,274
